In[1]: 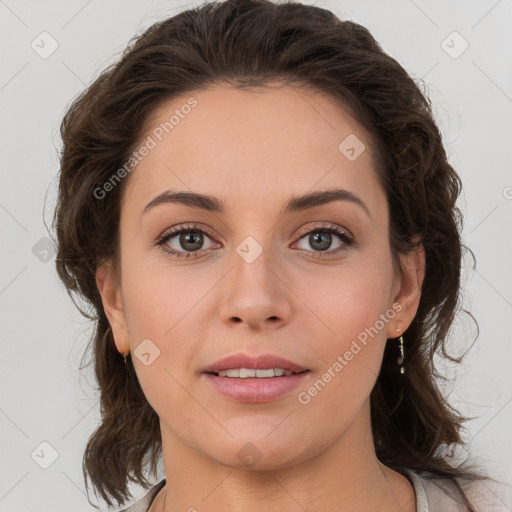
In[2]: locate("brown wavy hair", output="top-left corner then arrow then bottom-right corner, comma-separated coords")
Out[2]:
50,0 -> 497,509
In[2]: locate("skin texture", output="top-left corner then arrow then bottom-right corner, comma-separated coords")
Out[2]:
96,83 -> 425,512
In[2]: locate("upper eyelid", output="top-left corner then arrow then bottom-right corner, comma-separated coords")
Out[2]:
296,223 -> 352,238
164,223 -> 218,241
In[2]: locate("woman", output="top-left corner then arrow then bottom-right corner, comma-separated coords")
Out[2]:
52,0 -> 500,510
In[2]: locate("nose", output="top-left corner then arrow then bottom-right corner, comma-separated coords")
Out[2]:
218,241 -> 293,332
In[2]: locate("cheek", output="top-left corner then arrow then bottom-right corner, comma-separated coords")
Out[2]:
119,250 -> 208,399
295,272 -> 391,422
297,256 -> 394,343
292,254 -> 394,402
121,242 -> 199,339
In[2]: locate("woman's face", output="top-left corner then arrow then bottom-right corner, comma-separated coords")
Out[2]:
97,83 -> 423,471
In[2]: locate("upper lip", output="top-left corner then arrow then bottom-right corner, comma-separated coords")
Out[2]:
203,353 -> 309,374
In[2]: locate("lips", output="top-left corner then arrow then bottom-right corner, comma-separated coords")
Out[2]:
204,371 -> 310,402
202,353 -> 311,402
202,353 -> 309,375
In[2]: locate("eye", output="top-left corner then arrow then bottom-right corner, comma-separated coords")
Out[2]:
154,222 -> 355,259
292,224 -> 354,257
155,224 -> 219,258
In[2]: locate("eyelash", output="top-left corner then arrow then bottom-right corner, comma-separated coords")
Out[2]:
154,223 -> 355,259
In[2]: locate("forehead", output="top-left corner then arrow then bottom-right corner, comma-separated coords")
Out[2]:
123,83 -> 386,219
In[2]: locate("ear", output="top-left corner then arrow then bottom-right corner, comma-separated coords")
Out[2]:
95,261 -> 130,356
386,238 -> 425,338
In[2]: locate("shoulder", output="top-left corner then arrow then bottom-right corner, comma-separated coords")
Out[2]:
118,479 -> 166,512
403,468 -> 502,512
403,468 -> 474,511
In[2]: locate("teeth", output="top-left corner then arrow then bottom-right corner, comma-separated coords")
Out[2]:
217,368 -> 296,378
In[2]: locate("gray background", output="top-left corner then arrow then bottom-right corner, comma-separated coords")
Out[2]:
1,0 -> 511,510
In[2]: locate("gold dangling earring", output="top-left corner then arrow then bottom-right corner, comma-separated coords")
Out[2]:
396,328 -> 405,374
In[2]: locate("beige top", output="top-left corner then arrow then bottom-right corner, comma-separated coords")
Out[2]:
118,468 -> 473,512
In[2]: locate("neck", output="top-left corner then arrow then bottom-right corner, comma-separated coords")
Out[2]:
153,401 -> 416,512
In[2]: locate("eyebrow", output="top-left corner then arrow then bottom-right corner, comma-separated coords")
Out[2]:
142,187 -> 371,219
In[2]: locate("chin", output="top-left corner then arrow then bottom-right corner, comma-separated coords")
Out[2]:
205,435 -> 310,472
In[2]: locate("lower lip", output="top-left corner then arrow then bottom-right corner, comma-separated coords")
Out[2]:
204,371 -> 311,403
